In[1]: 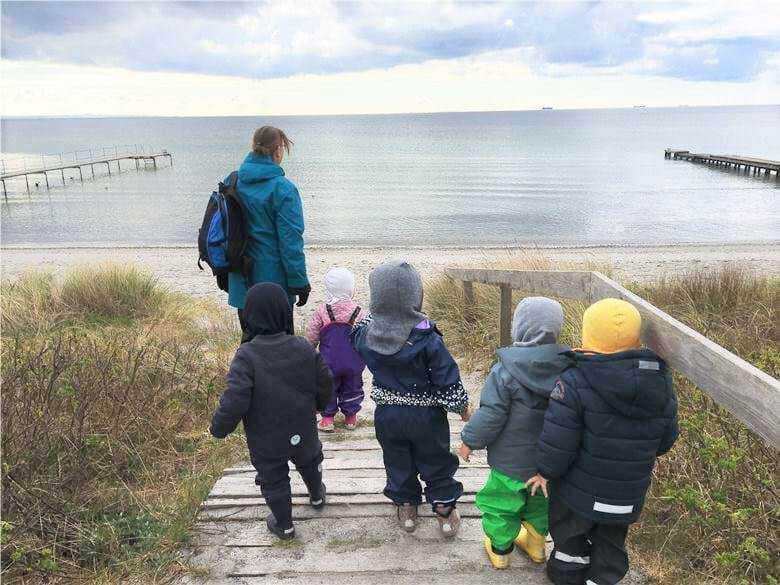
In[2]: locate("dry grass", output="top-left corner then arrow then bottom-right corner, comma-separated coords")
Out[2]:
425,259 -> 779,584
1,264 -> 244,583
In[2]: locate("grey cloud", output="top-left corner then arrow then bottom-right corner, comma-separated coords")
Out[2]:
1,1 -> 777,83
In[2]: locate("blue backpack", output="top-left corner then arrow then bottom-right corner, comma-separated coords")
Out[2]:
197,171 -> 253,292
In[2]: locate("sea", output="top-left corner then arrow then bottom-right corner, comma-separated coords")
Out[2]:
1,105 -> 778,249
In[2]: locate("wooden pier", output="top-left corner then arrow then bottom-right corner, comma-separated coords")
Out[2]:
665,148 -> 779,177
1,146 -> 173,199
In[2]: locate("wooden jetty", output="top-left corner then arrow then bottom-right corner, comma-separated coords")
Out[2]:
0,145 -> 173,199
665,148 -> 779,177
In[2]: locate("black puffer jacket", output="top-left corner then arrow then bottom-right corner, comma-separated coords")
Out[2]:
210,333 -> 333,462
537,349 -> 678,524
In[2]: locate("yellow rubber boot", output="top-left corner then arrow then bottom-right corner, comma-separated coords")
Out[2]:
484,537 -> 511,569
515,522 -> 546,564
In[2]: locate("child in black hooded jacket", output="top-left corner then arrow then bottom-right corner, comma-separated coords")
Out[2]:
211,282 -> 333,540
532,298 -> 678,585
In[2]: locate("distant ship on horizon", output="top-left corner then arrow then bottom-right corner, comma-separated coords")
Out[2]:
633,105 -> 646,108
542,106 -> 553,110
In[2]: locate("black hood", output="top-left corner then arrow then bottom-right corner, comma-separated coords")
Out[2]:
573,349 -> 673,419
243,282 -> 293,338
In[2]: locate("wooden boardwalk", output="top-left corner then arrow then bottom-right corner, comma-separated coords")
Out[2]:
665,148 -> 779,177
0,147 -> 173,198
180,390 -> 646,584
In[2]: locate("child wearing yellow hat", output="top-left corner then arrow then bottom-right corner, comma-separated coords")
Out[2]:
531,298 -> 679,585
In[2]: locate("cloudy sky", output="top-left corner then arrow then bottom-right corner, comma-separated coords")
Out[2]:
1,1 -> 779,117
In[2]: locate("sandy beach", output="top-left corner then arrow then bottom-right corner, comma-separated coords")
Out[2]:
3,243 -> 778,323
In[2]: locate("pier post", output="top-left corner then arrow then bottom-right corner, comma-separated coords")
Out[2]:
25,174 -> 30,194
44,172 -> 50,189
2,179 -> 6,201
106,161 -> 111,176
90,164 -> 95,178
78,167 -> 83,182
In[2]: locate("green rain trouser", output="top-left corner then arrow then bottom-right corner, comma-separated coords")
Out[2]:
475,469 -> 549,553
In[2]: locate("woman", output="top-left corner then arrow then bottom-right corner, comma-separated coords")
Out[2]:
229,126 -> 311,333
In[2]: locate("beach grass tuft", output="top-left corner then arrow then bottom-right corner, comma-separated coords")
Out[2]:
1,264 -> 243,582
426,262 -> 779,584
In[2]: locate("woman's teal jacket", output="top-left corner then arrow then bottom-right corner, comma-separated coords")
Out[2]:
227,153 -> 309,309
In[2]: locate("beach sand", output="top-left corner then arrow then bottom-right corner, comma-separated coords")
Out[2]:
3,243 -> 778,324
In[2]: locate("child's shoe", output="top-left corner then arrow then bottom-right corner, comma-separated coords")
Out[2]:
318,416 -> 335,432
343,414 -> 358,430
434,504 -> 460,538
310,483 -> 327,510
515,521 -> 546,563
266,513 -> 295,541
483,537 -> 511,569
396,503 -> 418,533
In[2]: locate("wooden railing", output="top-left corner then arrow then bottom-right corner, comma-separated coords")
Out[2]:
446,268 -> 780,449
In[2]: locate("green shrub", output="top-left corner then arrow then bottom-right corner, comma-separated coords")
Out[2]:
1,265 -> 243,582
426,264 -> 779,583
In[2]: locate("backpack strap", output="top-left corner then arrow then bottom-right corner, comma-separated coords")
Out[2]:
325,304 -> 337,323
220,170 -> 239,193
348,307 -> 361,326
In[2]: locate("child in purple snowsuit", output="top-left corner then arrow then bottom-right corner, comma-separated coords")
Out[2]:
306,267 -> 367,432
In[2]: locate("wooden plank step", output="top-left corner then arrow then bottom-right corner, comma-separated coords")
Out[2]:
223,457 -> 488,475
186,517 -> 543,577
197,501 -> 482,522
191,516 -> 495,547
208,475 -> 487,499
202,493 -> 479,509
220,466 -> 488,479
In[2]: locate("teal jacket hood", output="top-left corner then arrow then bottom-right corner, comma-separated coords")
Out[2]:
238,153 -> 285,184
496,344 -> 572,397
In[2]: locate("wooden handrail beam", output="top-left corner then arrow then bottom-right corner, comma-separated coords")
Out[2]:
445,267 -> 780,449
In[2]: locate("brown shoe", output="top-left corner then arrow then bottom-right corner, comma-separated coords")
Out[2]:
434,504 -> 460,538
397,503 -> 418,533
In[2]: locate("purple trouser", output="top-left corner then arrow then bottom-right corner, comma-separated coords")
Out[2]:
320,322 -> 365,417
322,371 -> 364,417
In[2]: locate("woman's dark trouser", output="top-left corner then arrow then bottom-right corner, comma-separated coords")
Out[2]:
374,404 -> 463,510
546,492 -> 629,585
253,450 -> 324,530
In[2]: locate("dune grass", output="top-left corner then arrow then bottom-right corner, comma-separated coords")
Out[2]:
425,259 -> 779,584
1,264 -> 244,583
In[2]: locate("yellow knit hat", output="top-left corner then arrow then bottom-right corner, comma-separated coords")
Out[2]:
581,298 -> 641,354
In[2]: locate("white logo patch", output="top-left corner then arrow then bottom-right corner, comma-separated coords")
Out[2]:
290,434 -> 301,446
638,360 -> 660,371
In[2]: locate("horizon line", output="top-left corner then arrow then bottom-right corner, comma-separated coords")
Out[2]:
2,103 -> 778,121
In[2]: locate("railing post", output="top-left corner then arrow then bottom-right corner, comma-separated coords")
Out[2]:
463,281 -> 474,306
499,284 -> 512,348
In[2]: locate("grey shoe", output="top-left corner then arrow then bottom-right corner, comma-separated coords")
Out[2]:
434,504 -> 460,538
396,503 -> 418,533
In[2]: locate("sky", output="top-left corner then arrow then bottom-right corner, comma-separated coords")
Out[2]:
1,1 -> 779,117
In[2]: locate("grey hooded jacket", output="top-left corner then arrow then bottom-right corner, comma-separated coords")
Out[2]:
461,344 -> 572,482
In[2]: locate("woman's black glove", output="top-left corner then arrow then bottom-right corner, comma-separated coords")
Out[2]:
290,284 -> 311,307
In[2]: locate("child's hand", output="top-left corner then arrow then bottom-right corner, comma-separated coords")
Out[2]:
460,406 -> 471,422
458,443 -> 472,461
527,474 -> 548,498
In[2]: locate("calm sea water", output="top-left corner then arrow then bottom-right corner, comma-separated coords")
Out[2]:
1,106 -> 778,248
